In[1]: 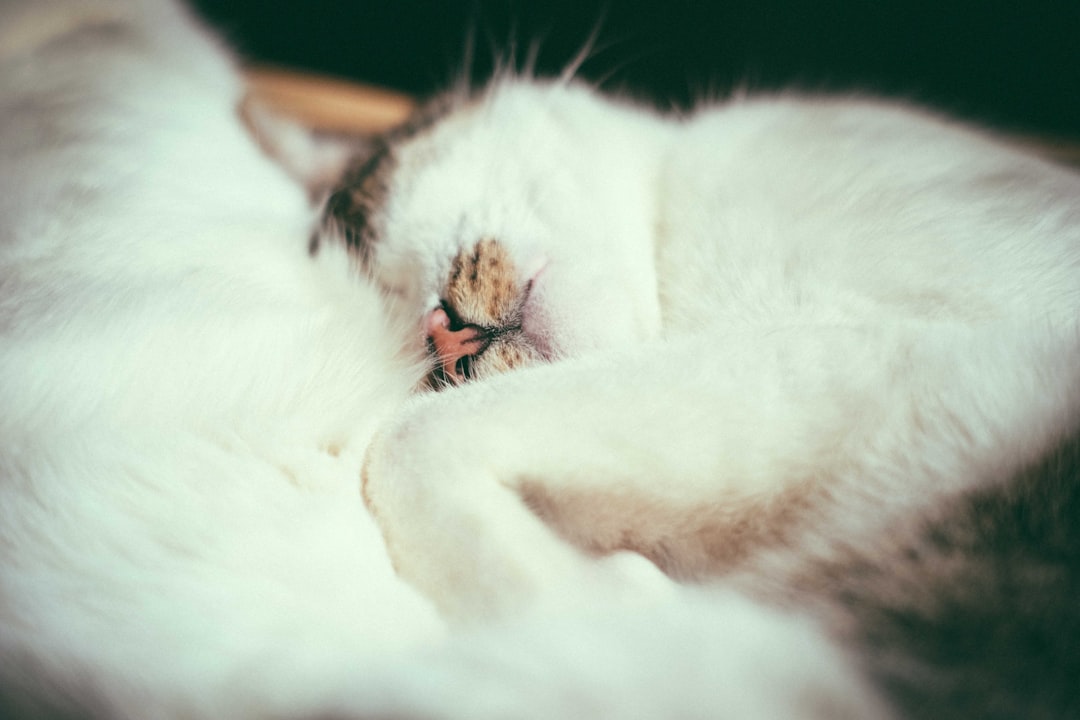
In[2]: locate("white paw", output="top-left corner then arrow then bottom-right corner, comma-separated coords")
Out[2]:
361,419 -> 588,621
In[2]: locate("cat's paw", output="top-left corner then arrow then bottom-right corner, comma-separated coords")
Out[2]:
361,415 -> 572,620
361,409 -> 677,622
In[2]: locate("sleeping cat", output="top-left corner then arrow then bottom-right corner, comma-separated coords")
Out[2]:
3,0 -> 1080,717
313,74 -> 1080,715
0,0 -> 894,718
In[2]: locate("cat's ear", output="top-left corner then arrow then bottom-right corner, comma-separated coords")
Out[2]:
241,97 -> 387,266
240,97 -> 373,201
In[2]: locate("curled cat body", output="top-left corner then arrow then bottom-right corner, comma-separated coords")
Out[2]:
318,54 -> 1080,718
2,0 -> 1079,718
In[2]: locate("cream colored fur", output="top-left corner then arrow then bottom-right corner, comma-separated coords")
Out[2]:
0,0 -> 887,718
3,0 -> 1079,718
354,79 -> 1080,615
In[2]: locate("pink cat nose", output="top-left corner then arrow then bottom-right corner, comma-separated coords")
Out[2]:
425,307 -> 486,383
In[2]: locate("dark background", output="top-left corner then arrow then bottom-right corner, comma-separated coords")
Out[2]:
189,0 -> 1080,139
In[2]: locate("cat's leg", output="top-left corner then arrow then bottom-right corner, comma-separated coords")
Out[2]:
363,321 -> 1080,621
363,395 -> 677,621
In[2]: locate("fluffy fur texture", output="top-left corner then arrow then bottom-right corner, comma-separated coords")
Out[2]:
1,0 -> 1078,718
321,44 -> 1080,720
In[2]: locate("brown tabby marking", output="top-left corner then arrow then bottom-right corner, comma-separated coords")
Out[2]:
316,92 -> 462,263
426,238 -> 545,387
520,478 -> 826,581
446,237 -> 522,326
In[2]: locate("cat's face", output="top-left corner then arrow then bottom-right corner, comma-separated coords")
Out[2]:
318,79 -> 667,387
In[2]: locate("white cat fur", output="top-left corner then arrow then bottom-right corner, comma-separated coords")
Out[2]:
323,40 -> 1080,719
352,78 -> 1080,611
0,0 -> 893,718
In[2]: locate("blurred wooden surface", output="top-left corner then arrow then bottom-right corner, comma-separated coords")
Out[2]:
245,66 -> 1080,169
245,66 -> 414,133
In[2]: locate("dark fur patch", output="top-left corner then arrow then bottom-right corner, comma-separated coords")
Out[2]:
319,144 -> 394,266
810,428 -> 1080,719
314,92 -> 462,266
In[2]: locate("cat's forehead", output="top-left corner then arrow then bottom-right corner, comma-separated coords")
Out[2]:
359,89 -> 562,296
393,81 -> 574,173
